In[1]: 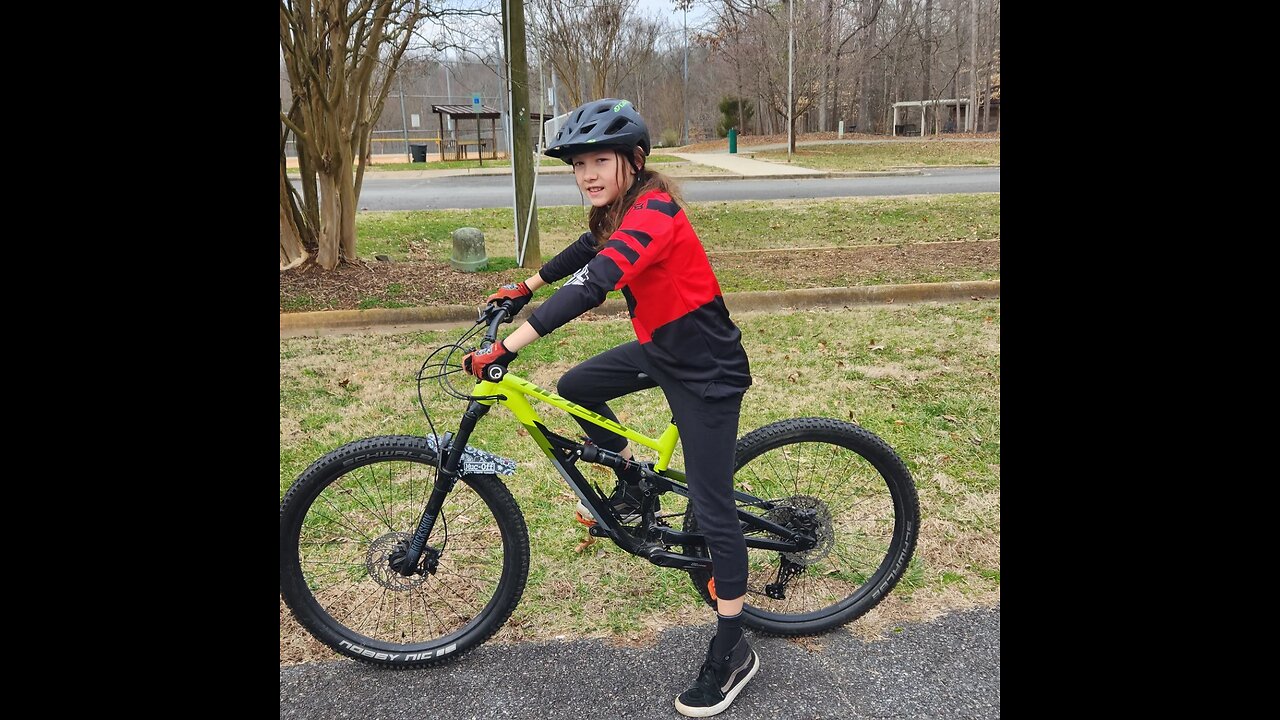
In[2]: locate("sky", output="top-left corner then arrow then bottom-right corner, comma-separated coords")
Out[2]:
635,0 -> 711,26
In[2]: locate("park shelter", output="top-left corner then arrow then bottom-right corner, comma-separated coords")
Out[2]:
891,97 -> 1000,136
431,105 -> 561,160
432,104 -> 502,160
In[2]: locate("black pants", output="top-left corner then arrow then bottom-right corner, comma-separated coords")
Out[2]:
558,341 -> 748,600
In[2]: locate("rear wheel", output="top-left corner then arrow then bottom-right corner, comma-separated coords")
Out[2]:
684,418 -> 918,635
280,435 -> 529,668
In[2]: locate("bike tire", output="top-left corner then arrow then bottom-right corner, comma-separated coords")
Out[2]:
280,435 -> 530,668
683,418 -> 919,636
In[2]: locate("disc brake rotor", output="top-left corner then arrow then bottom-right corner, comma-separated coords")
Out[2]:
764,495 -> 835,565
366,532 -> 430,591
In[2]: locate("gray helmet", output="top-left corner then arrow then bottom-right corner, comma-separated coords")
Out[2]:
544,98 -> 651,164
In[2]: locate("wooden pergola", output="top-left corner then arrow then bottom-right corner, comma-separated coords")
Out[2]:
432,104 -> 501,161
429,105 -> 567,163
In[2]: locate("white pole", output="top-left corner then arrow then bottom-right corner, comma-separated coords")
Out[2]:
443,61 -> 455,142
398,73 -> 411,162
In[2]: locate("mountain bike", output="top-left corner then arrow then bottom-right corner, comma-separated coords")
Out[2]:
279,302 -> 919,668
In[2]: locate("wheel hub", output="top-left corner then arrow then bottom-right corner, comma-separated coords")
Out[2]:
366,532 -> 437,590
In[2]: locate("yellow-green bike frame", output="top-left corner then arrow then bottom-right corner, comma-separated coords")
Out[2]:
474,373 -> 681,470
439,367 -> 811,571
402,304 -> 815,576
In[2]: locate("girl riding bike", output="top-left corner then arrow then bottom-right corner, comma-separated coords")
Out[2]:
463,98 -> 757,718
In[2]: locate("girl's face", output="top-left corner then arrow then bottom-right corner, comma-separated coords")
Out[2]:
571,149 -> 634,207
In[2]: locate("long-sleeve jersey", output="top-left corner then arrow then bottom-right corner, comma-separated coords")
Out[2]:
528,189 -> 752,400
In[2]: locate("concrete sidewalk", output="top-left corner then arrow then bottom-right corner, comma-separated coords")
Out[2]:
667,152 -> 826,177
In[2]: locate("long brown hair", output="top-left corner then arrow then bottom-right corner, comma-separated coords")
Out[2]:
587,147 -> 685,249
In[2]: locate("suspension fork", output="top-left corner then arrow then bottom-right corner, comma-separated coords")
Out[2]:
397,400 -> 492,576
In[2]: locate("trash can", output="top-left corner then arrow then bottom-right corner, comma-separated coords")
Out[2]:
410,144 -> 428,163
728,127 -> 738,154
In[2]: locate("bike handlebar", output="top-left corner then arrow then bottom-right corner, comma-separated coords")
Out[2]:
475,302 -> 514,382
480,302 -> 512,344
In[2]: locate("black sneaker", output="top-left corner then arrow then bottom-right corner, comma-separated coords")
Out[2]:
674,634 -> 760,717
575,481 -> 647,524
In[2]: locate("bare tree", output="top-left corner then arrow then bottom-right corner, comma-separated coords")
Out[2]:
707,1 -> 828,151
528,0 -> 661,110
280,1 -> 431,271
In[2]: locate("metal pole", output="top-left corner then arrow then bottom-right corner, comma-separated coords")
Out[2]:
550,65 -> 559,117
398,72 -> 411,162
787,0 -> 794,162
444,61 -> 455,143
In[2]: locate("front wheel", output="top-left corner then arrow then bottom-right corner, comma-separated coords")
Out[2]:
684,418 -> 919,636
280,435 -> 530,668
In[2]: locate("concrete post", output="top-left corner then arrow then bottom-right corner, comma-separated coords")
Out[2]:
451,227 -> 489,272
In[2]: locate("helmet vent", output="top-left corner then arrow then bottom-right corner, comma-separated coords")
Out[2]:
606,117 -> 630,135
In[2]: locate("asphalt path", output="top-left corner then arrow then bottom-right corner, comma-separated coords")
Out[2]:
280,605 -> 1000,719
329,167 -> 1000,210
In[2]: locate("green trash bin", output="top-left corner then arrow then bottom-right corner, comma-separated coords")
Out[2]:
410,144 -> 428,163
728,127 -> 738,154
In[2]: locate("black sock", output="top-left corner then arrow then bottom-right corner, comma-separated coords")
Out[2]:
713,612 -> 743,658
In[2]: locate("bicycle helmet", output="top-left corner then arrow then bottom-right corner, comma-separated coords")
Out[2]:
544,98 -> 651,164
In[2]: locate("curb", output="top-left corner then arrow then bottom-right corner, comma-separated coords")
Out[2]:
280,280 -> 999,338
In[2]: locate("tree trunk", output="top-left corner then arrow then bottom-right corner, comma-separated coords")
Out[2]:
818,0 -> 833,132
280,169 -> 308,271
982,0 -> 994,131
954,6 -> 963,133
316,148 -> 358,270
969,0 -> 978,132
858,2 -> 877,133
280,99 -> 311,270
921,0 -> 933,134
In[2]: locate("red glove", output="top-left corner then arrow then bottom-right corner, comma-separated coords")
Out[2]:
486,281 -> 533,316
463,340 -> 519,381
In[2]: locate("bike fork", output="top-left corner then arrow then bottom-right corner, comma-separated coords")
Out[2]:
398,401 -> 492,576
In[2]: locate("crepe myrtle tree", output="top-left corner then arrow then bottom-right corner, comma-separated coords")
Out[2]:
279,0 -> 428,271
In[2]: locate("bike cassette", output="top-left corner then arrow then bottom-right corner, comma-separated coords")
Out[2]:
764,495 -> 835,565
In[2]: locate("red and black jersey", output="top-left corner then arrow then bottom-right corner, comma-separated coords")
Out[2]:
529,190 -> 752,399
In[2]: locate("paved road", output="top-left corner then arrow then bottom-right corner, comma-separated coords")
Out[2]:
280,606 -> 1000,719
339,167 -> 999,210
